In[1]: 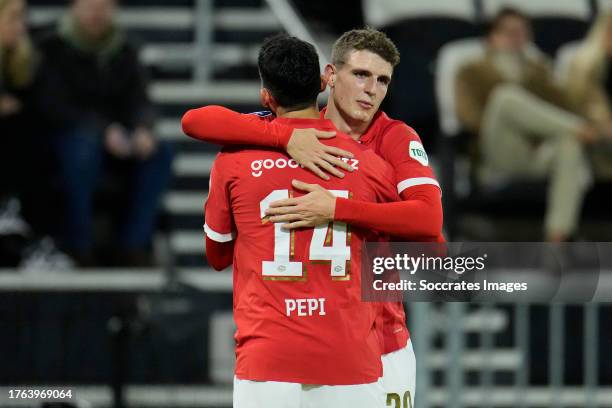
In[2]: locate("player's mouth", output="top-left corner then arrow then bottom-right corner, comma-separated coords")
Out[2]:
357,100 -> 373,109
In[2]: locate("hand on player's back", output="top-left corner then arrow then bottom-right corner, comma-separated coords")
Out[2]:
266,179 -> 336,229
286,128 -> 355,180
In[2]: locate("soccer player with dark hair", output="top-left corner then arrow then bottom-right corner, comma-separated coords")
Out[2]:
183,28 -> 443,404
203,34 -> 400,407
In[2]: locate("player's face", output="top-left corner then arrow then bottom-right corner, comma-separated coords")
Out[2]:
0,0 -> 26,49
329,50 -> 393,125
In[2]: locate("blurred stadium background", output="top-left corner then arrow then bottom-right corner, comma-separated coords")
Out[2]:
1,0 -> 611,407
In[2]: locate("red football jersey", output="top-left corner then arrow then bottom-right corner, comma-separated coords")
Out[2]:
346,109 -> 441,354
204,117 -> 399,385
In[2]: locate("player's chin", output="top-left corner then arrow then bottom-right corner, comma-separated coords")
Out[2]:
352,109 -> 374,123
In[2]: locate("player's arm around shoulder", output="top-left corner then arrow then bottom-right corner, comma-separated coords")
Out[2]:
181,105 -> 289,147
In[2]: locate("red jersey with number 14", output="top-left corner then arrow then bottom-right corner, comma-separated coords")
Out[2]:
204,117 -> 399,385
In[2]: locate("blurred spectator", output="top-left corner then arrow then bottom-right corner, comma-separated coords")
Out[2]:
37,0 -> 173,266
0,0 -> 34,231
0,0 -> 42,265
566,12 -> 612,179
455,8 -> 596,242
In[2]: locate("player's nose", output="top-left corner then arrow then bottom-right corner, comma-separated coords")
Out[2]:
364,79 -> 376,96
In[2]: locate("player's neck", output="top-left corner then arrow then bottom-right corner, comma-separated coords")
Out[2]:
324,100 -> 368,141
276,105 -> 320,119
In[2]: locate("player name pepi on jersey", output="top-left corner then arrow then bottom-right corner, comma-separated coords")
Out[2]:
285,298 -> 327,317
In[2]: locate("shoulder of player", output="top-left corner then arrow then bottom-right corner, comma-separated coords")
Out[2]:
383,121 -> 421,142
370,111 -> 421,141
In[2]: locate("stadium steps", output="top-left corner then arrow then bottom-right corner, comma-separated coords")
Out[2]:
29,2 -> 279,79
429,307 -> 508,332
145,0 -> 276,263
140,43 -> 260,71
173,152 -> 216,177
28,0 -> 278,267
151,81 -> 260,104
165,192 -> 208,214
28,6 -> 278,32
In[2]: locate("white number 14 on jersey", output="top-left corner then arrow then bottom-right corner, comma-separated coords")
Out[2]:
259,189 -> 351,279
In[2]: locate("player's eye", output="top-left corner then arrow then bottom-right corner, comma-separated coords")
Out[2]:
353,71 -> 368,78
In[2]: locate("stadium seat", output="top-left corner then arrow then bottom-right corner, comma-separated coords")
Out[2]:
363,0 -> 477,28
436,34 -> 612,240
435,38 -> 485,138
363,0 -> 481,144
435,38 -> 552,240
554,39 -> 612,230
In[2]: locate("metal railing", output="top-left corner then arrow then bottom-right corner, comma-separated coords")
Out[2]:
2,270 -> 609,407
409,302 -> 609,408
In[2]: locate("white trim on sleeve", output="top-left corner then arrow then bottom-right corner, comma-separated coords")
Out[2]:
397,177 -> 441,194
204,223 -> 236,243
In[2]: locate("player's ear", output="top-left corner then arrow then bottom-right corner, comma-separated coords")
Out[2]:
260,88 -> 279,112
320,74 -> 327,92
324,64 -> 336,88
260,88 -> 271,109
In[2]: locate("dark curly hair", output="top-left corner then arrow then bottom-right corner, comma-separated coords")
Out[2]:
257,34 -> 321,110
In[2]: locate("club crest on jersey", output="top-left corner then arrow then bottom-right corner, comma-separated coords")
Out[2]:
409,141 -> 428,166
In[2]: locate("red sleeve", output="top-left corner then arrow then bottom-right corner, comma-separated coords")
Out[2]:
334,185 -> 443,239
182,105 -> 293,148
204,152 -> 237,267
205,236 -> 234,271
335,150 -> 442,239
378,123 -> 441,195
